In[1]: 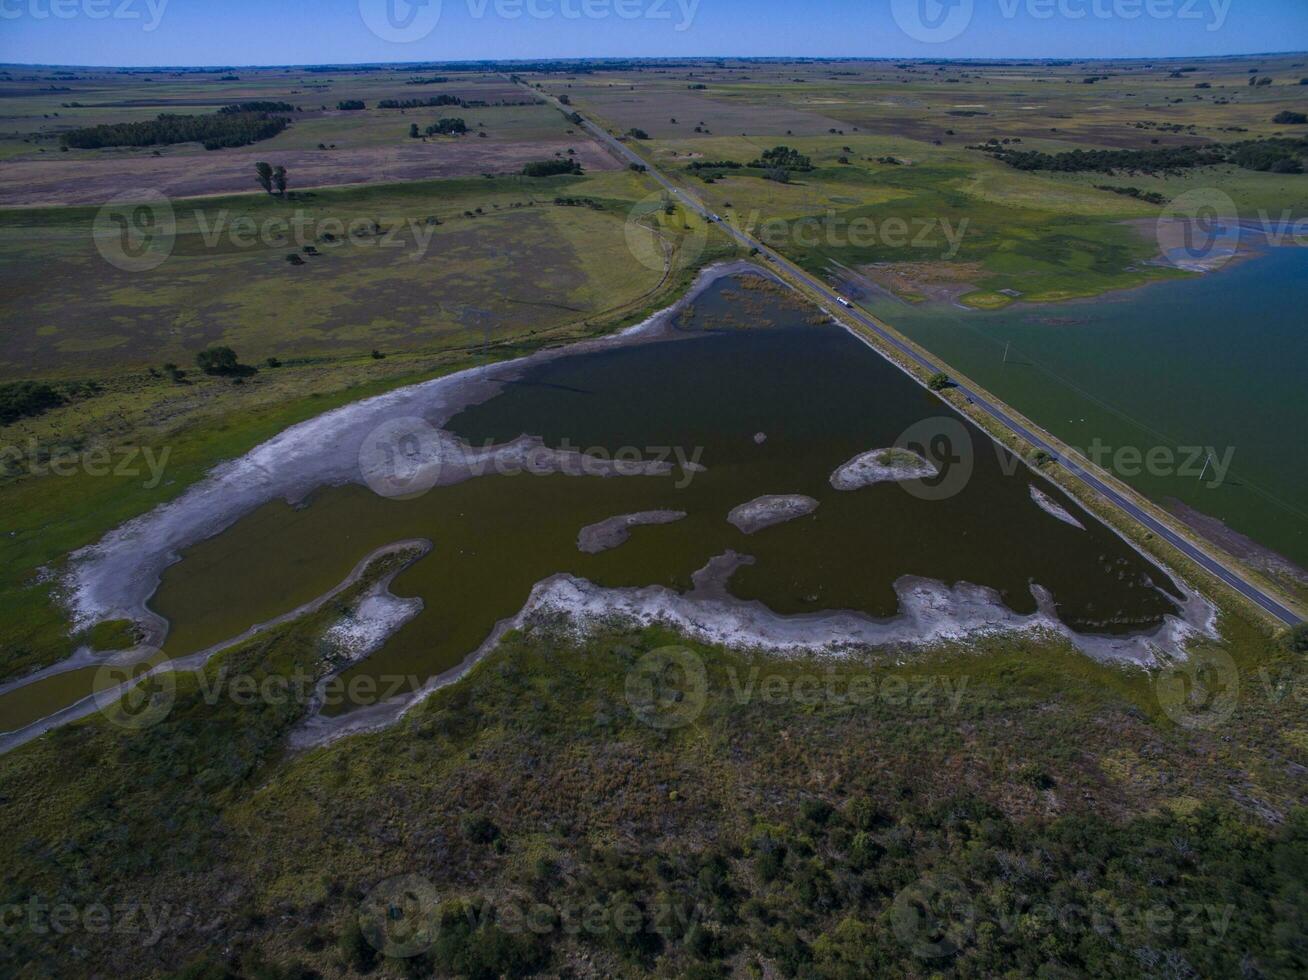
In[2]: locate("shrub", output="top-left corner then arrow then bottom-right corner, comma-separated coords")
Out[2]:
196,346 -> 256,377
522,158 -> 583,177
0,381 -> 64,425
461,813 -> 500,843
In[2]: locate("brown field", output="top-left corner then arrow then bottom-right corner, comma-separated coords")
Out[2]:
0,138 -> 619,206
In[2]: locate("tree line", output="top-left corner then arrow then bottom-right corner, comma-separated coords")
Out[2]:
379,95 -> 463,109
62,110 -> 290,150
978,135 -> 1306,175
522,158 -> 583,177
218,101 -> 295,114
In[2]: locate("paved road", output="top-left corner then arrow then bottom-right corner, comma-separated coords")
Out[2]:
540,89 -> 1302,628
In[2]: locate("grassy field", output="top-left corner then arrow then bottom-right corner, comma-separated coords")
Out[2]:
0,67 -> 615,202
0,169 -> 672,377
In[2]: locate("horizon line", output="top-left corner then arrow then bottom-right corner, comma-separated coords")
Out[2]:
5,49 -> 1307,71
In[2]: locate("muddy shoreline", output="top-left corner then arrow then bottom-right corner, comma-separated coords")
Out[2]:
288,546 -> 1216,751
0,539 -> 431,755
56,260 -> 774,649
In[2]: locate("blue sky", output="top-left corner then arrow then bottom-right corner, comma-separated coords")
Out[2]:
1,0 -> 1305,67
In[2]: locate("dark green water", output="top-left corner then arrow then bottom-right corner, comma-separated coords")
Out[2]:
863,240 -> 1308,568
0,277 -> 1184,730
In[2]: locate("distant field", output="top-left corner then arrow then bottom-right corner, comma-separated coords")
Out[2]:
538,55 -> 1308,306
0,169 -> 677,377
0,67 -> 618,201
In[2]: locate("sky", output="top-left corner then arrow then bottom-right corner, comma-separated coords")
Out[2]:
1,0 -> 1305,67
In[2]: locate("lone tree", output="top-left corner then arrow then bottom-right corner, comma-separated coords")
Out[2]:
196,346 -> 256,377
927,372 -> 951,391
255,161 -> 273,194
272,165 -> 287,195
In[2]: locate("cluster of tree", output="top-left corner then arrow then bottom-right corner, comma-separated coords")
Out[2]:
978,136 -> 1306,175
686,159 -> 743,170
426,117 -> 468,135
522,158 -> 583,177
1093,184 -> 1169,205
218,101 -> 294,114
750,145 -> 814,171
405,75 -> 448,85
336,100 -> 365,110
1273,110 -> 1308,125
195,346 -> 257,378
61,111 -> 289,150
552,196 -> 603,209
254,162 -> 288,195
379,95 -> 463,109
0,381 -> 64,426
1228,140 -> 1305,173
626,127 -> 650,139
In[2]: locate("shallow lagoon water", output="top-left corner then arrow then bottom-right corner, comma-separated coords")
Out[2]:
1,276 -> 1184,730
864,238 -> 1308,568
